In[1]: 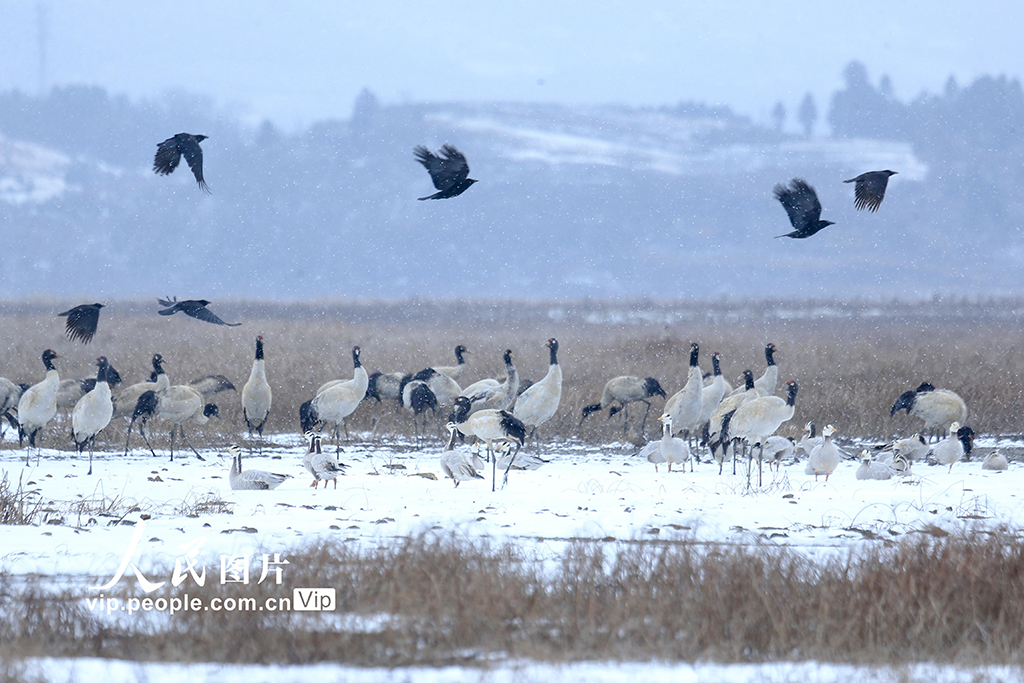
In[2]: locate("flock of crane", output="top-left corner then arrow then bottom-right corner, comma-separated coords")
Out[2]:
0,330 -> 1004,491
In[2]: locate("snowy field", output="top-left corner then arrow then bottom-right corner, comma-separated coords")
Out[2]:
3,430 -> 1024,682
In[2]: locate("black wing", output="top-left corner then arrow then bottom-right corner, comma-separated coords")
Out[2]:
153,137 -> 182,175
179,137 -> 210,193
58,304 -> 101,344
187,305 -> 241,327
774,178 -> 823,230
157,296 -> 180,316
414,144 -> 470,191
846,172 -> 889,212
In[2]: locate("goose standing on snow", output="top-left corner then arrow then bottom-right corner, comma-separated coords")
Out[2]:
650,414 -> 690,473
796,421 -> 822,460
932,422 -> 974,473
512,338 -> 562,440
432,345 -> 470,383
18,350 -> 60,461
448,396 -> 527,491
890,383 -> 968,441
241,336 -> 272,454
662,342 -> 703,445
982,450 -> 1009,471
228,446 -> 290,490
722,380 -> 798,485
580,375 -> 666,437
72,357 -> 115,475
302,432 -> 347,488
807,424 -> 840,481
441,422 -> 486,487
301,346 -> 369,452
129,386 -> 219,461
460,349 -> 519,414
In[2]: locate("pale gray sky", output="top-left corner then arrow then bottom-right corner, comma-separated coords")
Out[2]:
0,1 -> 1019,131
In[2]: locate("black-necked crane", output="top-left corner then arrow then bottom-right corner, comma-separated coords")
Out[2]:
696,352 -> 728,456
932,422 -> 974,472
662,342 -> 703,444
580,375 -> 666,437
361,371 -> 406,404
460,349 -> 518,414
188,374 -> 236,400
807,425 -> 840,481
442,422 -> 486,487
409,367 -> 462,407
241,336 -> 272,454
71,357 -> 115,475
708,369 -> 757,472
18,349 -> 60,463
512,338 -> 562,440
56,362 -> 122,415
0,376 -> 25,439
302,431 -> 347,488
432,345 -> 470,383
117,354 -> 170,455
398,375 -> 439,443
447,395 -> 527,491
722,380 -> 798,486
228,446 -> 290,490
726,343 -> 778,398
129,385 -> 219,461
890,382 -> 968,442
301,346 -> 369,452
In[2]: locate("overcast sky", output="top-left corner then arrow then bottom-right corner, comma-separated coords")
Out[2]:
0,1 -> 1020,131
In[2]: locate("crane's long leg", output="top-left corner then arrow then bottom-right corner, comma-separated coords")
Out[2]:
502,443 -> 522,488
639,400 -> 653,438
490,442 -> 497,492
169,426 -> 175,462
178,425 -> 205,461
88,437 -> 95,476
139,420 -> 157,458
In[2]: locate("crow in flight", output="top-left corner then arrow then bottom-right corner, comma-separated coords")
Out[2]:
153,133 -> 210,193
58,303 -> 104,344
157,297 -> 240,326
773,178 -> 834,239
844,170 -> 897,212
414,144 -> 478,200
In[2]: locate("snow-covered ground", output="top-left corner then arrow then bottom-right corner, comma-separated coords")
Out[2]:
2,431 -> 1022,681
1,431 -> 1020,580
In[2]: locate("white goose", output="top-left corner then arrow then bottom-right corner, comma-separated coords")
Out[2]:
18,349 -> 60,461
932,421 -> 972,473
228,446 -> 291,490
241,336 -> 273,454
441,422 -> 486,487
512,338 -> 562,439
855,450 -> 894,480
982,450 -> 1009,471
71,357 -> 115,475
302,432 -> 347,488
807,424 -> 840,481
649,414 -> 690,473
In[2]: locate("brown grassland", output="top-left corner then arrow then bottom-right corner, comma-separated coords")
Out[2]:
3,298 -> 1024,675
1,297 -> 1022,450
2,531 -> 1024,670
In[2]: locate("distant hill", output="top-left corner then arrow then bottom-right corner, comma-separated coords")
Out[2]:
0,77 -> 1021,300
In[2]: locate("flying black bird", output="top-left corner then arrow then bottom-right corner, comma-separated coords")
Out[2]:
844,170 -> 897,212
413,144 -> 477,200
153,133 -> 210,193
773,178 -> 835,239
157,297 -> 240,326
58,303 -> 104,344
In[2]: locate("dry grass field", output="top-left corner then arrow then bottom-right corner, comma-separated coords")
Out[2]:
2,531 -> 1024,668
2,297 -> 1023,452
